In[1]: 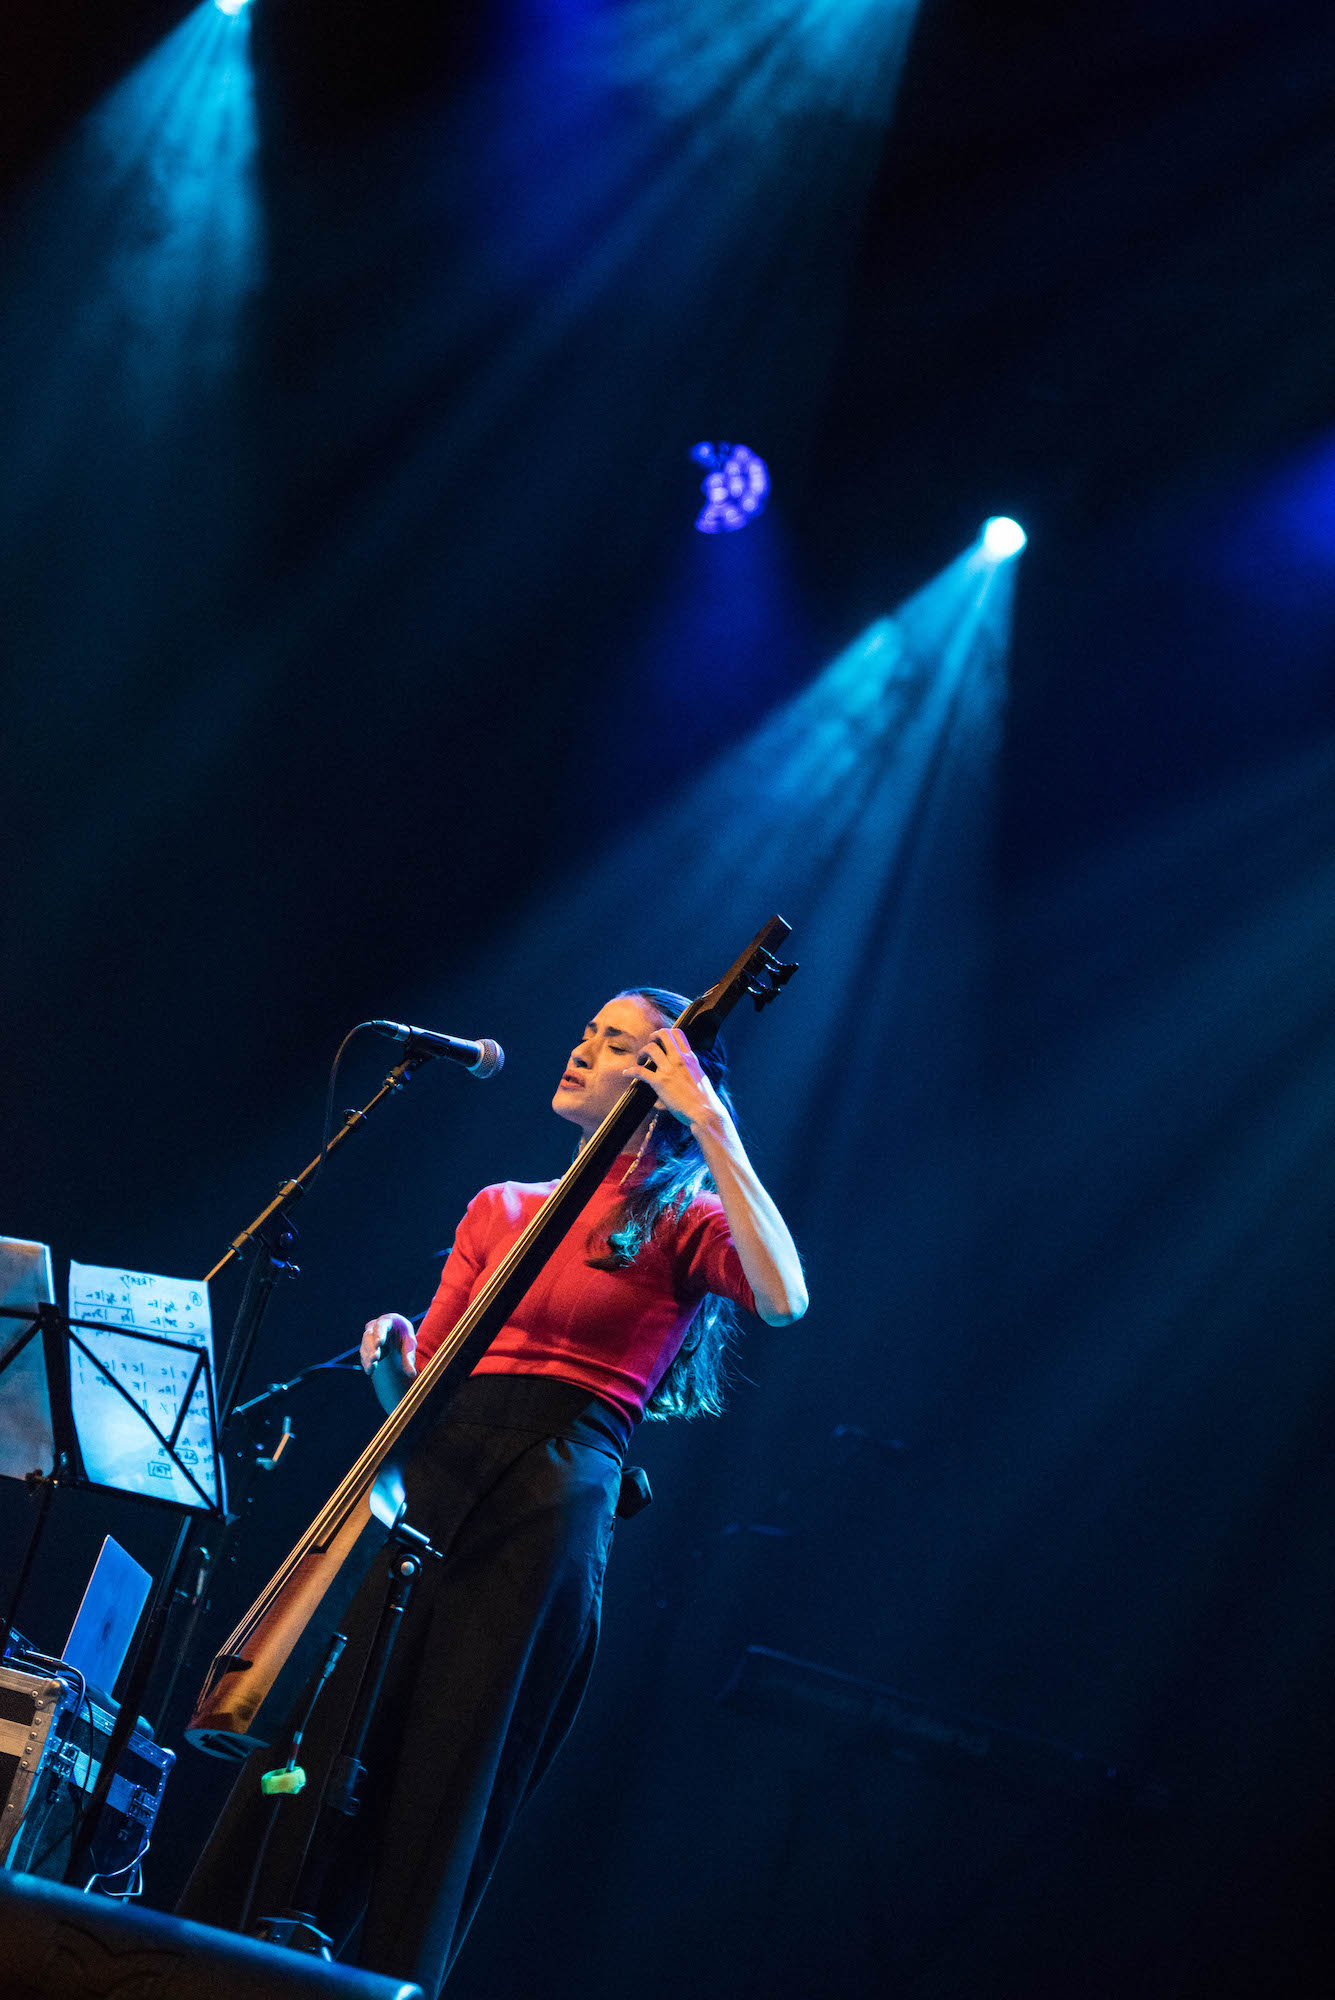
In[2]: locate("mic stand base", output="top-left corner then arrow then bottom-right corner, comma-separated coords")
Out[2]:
248,1913 -> 334,1958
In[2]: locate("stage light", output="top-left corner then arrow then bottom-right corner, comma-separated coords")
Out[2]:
214,0 -> 249,15
693,442 -> 770,534
982,516 -> 1027,559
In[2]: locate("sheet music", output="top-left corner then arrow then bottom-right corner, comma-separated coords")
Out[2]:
0,1238 -> 56,1480
67,1262 -> 221,1508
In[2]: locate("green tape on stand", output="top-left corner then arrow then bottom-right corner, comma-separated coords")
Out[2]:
260,1765 -> 306,1795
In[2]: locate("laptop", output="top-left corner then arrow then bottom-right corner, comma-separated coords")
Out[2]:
62,1536 -> 152,1706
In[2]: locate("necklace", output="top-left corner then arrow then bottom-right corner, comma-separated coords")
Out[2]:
619,1114 -> 659,1185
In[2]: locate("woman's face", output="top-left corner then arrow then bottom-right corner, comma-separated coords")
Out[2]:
553,994 -> 663,1139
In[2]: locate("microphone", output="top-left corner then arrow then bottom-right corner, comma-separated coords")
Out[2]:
369,1021 -> 505,1079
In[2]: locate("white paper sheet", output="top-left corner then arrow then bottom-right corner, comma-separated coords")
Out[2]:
0,1238 -> 57,1479
67,1261 -> 223,1509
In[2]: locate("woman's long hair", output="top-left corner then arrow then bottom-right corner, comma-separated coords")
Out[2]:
585,986 -> 740,1420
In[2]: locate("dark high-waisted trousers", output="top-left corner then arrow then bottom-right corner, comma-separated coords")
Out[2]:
175,1374 -> 629,1995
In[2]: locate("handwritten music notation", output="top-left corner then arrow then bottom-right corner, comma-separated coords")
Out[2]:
67,1262 -> 222,1509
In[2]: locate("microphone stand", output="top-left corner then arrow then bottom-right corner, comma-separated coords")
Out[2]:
63,1050 -> 434,1887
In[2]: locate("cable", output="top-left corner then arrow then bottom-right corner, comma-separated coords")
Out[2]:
311,1024 -> 376,1192
84,1832 -> 151,1898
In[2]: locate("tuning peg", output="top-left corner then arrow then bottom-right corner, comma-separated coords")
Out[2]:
744,951 -> 798,1009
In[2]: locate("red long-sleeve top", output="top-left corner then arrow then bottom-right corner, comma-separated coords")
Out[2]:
414,1153 -> 756,1428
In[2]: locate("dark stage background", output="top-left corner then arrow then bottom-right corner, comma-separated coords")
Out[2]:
4,2 -> 1335,1995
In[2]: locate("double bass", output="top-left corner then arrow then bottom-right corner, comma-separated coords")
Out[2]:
186,918 -> 796,1756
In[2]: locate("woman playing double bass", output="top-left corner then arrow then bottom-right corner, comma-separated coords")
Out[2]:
177,984 -> 806,1993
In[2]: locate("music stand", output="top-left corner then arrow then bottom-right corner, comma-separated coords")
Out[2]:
1,1254 -> 226,1517
1,1247 -> 226,1888
0,1241 -> 56,1483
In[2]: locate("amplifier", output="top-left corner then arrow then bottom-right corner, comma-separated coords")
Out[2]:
0,1662 -> 174,1885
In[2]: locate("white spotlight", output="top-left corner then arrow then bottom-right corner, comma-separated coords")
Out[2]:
982,516 -> 1027,559
214,0 -> 250,15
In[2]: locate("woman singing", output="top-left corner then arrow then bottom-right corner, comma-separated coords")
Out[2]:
178,985 -> 805,1993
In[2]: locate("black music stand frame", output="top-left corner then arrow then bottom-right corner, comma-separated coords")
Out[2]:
0,1301 -> 227,1638
1,1296 -> 228,1889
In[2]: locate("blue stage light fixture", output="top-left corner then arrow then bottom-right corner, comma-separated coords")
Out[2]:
982,516 -> 1027,559
215,0 -> 249,15
692,442 -> 770,534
